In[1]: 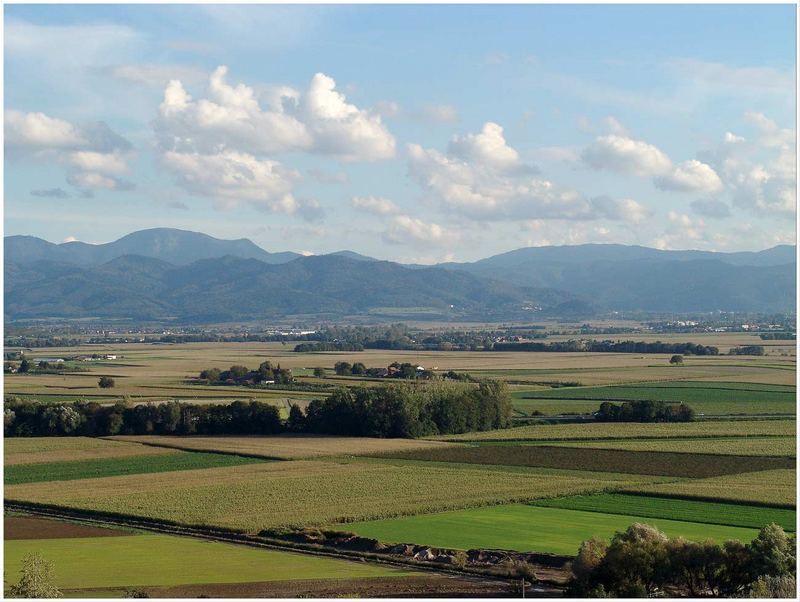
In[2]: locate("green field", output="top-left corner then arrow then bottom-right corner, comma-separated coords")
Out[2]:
382,445 -> 794,478
5,451 -> 268,485
4,533 -> 411,591
342,504 -> 760,556
512,381 -> 796,417
530,493 -> 796,531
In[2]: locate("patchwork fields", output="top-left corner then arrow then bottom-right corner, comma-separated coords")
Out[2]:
4,339 -> 797,596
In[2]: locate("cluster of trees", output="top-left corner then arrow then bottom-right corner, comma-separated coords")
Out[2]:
294,342 -> 364,352
492,340 -> 720,355
596,400 -> 695,422
198,361 -> 293,386
5,397 -> 283,437
333,361 -> 433,380
729,345 -> 766,356
760,332 -> 795,340
298,381 -> 512,437
5,379 -> 511,438
569,522 -> 796,597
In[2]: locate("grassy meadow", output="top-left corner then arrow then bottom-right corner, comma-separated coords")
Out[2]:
341,503 -> 761,556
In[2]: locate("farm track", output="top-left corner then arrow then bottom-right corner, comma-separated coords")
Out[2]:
4,501 -> 564,588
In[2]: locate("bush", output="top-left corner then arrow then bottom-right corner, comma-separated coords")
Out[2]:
98,376 -> 115,388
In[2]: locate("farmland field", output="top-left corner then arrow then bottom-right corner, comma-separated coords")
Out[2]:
342,503 -> 761,556
4,531 -> 413,591
4,459 -> 664,531
623,469 -> 797,507
435,418 -> 797,442
380,445 -> 795,477
529,493 -> 796,531
108,434 -> 460,460
4,437 -> 181,466
5,451 -> 267,485
541,436 -> 796,457
512,381 -> 796,417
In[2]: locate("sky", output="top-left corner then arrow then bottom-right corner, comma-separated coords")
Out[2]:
4,4 -> 797,263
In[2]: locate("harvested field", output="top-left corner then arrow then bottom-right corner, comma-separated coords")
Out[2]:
4,515 -> 131,540
343,504 -> 760,556
379,445 -> 794,478
4,533 -> 412,590
436,419 -> 797,442
529,493 -> 796,531
5,452 -> 267,485
543,436 -> 796,457
108,434 -> 460,460
4,459 -> 660,531
623,469 -> 797,507
4,437 -> 180,466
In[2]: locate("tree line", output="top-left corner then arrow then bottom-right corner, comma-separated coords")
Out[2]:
4,380 -> 512,438
198,361 -> 293,385
568,522 -> 796,597
492,340 -> 720,355
596,400 -> 695,422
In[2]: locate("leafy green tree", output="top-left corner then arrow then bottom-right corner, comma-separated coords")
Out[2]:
350,362 -> 367,376
7,552 -> 62,598
313,367 -> 325,378
287,403 -> 306,432
334,361 -> 351,376
669,354 -> 684,365
18,358 -> 31,373
98,376 -> 115,388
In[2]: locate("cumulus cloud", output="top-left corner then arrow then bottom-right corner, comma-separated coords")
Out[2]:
155,66 -> 395,161
582,134 -> 672,177
161,149 -> 299,212
6,109 -> 134,193
697,112 -> 796,218
6,110 -> 86,149
352,196 -> 400,215
654,160 -> 724,193
407,123 -> 640,223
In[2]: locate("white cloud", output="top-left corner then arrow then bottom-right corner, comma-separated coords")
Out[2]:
582,134 -> 672,177
66,151 -> 129,176
161,149 -> 299,213
5,110 -> 86,148
6,109 -> 135,193
408,123 -> 643,223
352,196 -> 400,215
384,215 -> 457,246
156,66 -> 395,161
697,112 -> 796,218
654,160 -> 723,194
448,122 -> 522,171
302,72 -> 395,161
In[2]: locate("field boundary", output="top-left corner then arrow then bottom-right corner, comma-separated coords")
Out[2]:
96,437 -> 286,461
614,489 -> 797,510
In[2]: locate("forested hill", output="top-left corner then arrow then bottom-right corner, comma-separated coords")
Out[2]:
3,254 -> 579,322
4,230 -> 795,320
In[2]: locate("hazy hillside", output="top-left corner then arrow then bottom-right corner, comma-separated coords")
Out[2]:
4,230 -> 795,320
4,254 -> 576,321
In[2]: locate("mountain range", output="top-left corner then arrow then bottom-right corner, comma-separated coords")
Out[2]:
4,228 -> 796,321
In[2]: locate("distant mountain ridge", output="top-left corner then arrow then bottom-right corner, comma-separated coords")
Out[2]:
4,228 -> 302,266
4,229 -> 796,320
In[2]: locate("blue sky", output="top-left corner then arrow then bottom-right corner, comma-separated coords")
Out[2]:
4,4 -> 797,262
